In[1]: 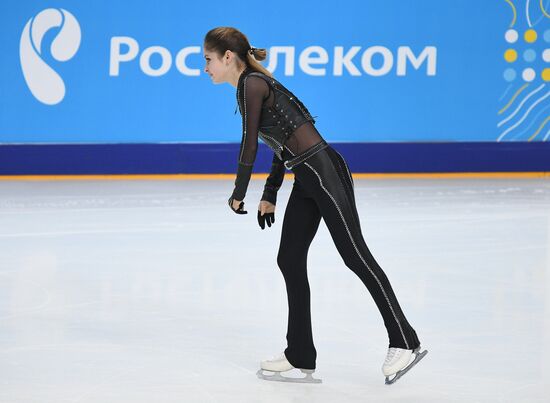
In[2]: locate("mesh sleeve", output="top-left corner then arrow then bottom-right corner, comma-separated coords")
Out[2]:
261,152 -> 286,205
231,75 -> 269,201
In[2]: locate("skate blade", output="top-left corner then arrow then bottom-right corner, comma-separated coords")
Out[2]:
256,368 -> 322,384
385,348 -> 428,385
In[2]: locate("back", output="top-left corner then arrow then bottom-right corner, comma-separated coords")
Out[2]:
231,68 -> 326,203
244,71 -> 325,159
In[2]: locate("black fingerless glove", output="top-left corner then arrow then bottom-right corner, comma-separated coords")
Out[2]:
260,189 -> 278,205
228,196 -> 247,214
257,210 -> 275,229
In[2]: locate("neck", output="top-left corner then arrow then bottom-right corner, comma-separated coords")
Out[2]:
229,65 -> 248,88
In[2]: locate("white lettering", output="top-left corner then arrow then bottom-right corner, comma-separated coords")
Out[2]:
265,46 -> 295,75
299,46 -> 329,76
333,46 -> 361,76
140,46 -> 172,76
397,46 -> 437,76
109,36 -> 139,76
109,40 -> 437,78
361,46 -> 393,76
175,46 -> 201,76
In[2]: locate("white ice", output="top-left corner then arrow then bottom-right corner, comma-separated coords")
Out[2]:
0,177 -> 549,403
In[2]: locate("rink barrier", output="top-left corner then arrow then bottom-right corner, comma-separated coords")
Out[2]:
0,142 -> 549,176
0,173 -> 549,181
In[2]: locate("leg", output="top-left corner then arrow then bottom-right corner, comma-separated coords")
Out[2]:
276,178 -> 322,369
296,147 -> 420,350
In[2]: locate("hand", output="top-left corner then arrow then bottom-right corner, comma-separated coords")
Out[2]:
228,196 -> 247,214
257,200 -> 276,229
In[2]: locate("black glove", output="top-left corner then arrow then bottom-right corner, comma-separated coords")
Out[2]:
228,196 -> 247,214
257,210 -> 275,229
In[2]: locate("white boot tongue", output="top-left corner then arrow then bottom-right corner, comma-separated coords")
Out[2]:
385,347 -> 402,364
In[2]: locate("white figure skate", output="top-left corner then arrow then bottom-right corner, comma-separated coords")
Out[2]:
382,345 -> 428,385
256,352 -> 322,383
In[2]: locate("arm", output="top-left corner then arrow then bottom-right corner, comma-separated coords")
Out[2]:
231,75 -> 269,202
257,152 -> 284,229
260,152 -> 286,205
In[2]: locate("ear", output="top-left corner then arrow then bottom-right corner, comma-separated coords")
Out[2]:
224,50 -> 232,62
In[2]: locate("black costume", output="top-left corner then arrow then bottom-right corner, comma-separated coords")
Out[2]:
232,66 -> 420,370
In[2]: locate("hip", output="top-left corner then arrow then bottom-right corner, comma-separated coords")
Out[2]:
286,142 -> 353,195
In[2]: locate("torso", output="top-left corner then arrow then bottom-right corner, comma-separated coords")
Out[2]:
237,68 -> 325,159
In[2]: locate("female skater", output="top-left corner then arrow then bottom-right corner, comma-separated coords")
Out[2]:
203,27 -> 427,385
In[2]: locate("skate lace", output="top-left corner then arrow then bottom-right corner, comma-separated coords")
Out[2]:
384,347 -> 402,365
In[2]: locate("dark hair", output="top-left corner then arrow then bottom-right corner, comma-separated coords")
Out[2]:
203,27 -> 273,78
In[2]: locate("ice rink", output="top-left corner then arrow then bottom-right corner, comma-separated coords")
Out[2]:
0,176 -> 549,403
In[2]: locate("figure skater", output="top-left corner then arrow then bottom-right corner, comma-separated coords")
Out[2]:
203,26 -> 427,385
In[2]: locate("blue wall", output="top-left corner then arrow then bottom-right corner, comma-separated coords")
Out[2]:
1,0 -> 549,173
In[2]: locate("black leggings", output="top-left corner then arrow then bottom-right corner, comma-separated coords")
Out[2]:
277,143 -> 420,370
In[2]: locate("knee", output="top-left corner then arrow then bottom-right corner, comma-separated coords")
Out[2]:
343,259 -> 360,274
277,249 -> 292,273
336,247 -> 358,271
277,249 -> 305,276
342,252 -> 383,279
336,238 -> 374,272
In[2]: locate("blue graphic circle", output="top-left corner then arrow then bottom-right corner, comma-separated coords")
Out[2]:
545,29 -> 550,43
523,49 -> 536,62
504,68 -> 516,82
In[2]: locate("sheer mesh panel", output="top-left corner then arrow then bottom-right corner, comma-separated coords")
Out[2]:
238,75 -> 323,162
233,71 -> 324,202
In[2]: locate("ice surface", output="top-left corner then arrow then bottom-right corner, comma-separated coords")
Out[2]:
0,177 -> 549,402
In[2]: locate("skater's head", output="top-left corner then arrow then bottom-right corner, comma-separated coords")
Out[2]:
203,27 -> 272,85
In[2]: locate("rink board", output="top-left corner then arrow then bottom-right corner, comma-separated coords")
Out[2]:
0,142 -> 549,175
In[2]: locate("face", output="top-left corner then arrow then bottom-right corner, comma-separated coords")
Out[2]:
203,48 -> 229,84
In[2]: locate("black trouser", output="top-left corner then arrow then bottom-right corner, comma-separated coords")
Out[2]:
277,143 -> 420,370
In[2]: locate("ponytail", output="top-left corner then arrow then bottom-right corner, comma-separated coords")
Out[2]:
246,46 -> 272,77
204,27 -> 273,78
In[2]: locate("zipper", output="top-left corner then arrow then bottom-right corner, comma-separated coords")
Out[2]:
235,87 -> 241,115
259,132 -> 284,151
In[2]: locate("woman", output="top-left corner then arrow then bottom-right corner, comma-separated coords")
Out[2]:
203,27 -> 427,385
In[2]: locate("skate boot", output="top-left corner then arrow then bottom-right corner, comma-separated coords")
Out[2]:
382,345 -> 428,385
256,352 -> 322,383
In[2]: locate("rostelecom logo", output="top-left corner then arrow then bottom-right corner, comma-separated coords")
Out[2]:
19,8 -> 81,105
